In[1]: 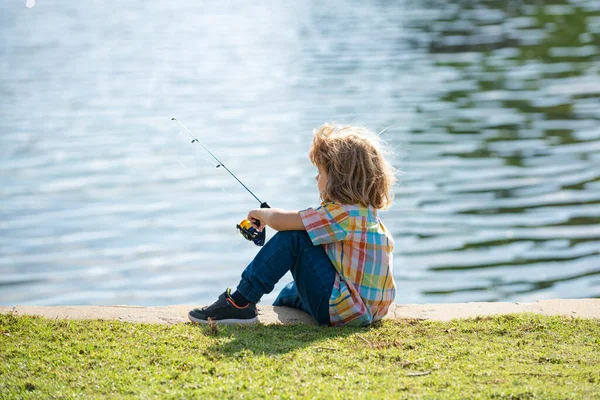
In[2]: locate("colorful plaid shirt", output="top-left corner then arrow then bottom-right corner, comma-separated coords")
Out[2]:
299,202 -> 396,326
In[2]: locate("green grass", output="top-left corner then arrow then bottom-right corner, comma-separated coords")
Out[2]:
1,313 -> 599,399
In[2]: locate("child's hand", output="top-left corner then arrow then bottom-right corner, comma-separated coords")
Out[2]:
247,209 -> 268,232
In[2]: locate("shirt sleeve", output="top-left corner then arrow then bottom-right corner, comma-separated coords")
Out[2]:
299,202 -> 349,245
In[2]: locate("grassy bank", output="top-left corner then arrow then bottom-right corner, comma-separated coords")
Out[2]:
1,313 -> 599,399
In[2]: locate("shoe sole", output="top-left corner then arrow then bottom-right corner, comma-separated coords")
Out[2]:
188,312 -> 259,325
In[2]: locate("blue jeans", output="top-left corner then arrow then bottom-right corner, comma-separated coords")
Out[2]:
236,230 -> 336,325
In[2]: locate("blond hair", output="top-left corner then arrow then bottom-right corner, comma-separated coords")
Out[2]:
309,123 -> 396,210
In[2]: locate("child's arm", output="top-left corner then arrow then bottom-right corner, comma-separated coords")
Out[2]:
247,208 -> 305,232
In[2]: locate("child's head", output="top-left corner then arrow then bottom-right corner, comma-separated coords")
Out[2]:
309,123 -> 396,210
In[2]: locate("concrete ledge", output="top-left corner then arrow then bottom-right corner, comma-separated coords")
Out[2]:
387,299 -> 600,321
0,304 -> 316,325
1,299 -> 598,325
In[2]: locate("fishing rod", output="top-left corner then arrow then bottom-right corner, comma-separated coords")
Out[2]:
171,117 -> 270,246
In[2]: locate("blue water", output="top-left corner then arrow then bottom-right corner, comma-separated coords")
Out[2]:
1,0 -> 599,307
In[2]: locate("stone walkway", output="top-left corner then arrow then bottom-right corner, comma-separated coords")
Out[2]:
1,299 -> 598,325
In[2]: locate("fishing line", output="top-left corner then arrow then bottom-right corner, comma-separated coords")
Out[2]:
195,151 -> 220,168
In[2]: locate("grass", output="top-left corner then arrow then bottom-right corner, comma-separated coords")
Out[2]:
1,313 -> 599,399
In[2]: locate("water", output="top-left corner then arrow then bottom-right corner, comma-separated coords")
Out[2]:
1,0 -> 599,307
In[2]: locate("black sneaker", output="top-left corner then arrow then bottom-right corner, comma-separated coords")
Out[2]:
188,288 -> 259,325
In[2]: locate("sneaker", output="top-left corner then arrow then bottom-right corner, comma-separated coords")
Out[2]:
188,288 -> 259,325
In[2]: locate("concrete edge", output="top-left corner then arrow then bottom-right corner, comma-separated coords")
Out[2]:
1,299 -> 598,325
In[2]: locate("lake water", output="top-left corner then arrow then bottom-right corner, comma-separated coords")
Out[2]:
1,0 -> 599,307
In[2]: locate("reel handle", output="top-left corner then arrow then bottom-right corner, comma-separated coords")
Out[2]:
237,202 -> 270,246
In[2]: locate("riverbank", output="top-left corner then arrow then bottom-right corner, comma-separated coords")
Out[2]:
1,298 -> 599,325
1,311 -> 598,399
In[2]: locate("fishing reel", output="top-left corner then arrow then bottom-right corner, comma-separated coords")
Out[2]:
237,202 -> 270,246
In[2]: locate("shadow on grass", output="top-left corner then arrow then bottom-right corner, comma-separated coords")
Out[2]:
190,309 -> 385,357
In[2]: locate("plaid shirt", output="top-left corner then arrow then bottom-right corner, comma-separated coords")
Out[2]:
299,202 -> 395,326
